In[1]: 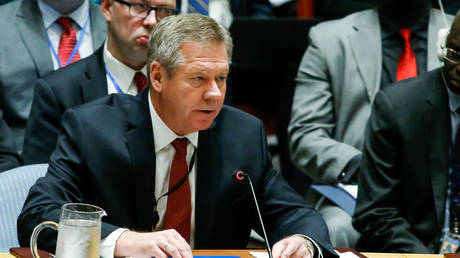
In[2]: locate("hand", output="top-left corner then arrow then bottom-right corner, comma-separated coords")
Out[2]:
114,229 -> 193,258
272,235 -> 313,258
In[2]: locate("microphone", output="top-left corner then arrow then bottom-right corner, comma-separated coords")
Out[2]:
234,170 -> 273,258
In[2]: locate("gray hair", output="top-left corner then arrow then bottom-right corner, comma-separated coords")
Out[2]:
147,13 -> 233,79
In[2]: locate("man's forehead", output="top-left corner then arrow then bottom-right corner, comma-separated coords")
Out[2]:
138,0 -> 175,7
184,61 -> 229,72
448,24 -> 460,48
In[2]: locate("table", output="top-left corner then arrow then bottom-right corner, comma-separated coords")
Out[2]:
193,250 -> 444,258
362,254 -> 442,258
0,250 -> 445,258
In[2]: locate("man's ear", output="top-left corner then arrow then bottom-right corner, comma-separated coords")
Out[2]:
100,0 -> 112,22
150,61 -> 166,93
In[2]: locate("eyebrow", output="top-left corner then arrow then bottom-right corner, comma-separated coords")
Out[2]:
187,69 -> 230,75
140,0 -> 175,7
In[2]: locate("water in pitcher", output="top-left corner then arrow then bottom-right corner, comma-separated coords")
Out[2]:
55,219 -> 100,258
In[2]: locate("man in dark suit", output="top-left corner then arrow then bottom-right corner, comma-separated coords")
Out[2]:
17,14 -> 336,258
353,10 -> 460,253
289,0 -> 451,248
0,0 -> 107,151
22,0 -> 177,164
0,110 -> 21,172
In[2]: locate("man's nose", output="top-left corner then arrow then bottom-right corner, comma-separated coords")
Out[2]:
204,80 -> 223,99
143,10 -> 158,27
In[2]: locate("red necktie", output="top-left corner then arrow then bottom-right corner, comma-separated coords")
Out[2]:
396,28 -> 417,81
134,72 -> 147,93
56,17 -> 80,67
164,138 -> 191,242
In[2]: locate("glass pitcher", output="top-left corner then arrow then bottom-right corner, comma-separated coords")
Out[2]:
30,203 -> 107,258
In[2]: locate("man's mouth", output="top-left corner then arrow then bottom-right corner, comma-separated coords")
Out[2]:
137,35 -> 149,44
198,110 -> 214,114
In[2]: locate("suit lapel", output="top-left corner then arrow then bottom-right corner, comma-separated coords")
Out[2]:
349,9 -> 382,100
424,70 -> 450,228
16,0 -> 53,77
81,47 -> 108,102
194,126 -> 221,247
125,90 -> 157,230
89,1 -> 107,49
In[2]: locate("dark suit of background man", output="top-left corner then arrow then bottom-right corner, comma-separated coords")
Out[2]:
17,14 -> 337,258
353,11 -> 460,253
22,0 -> 177,164
288,0 -> 452,248
0,0 -> 106,152
0,110 -> 22,172
176,0 -> 273,28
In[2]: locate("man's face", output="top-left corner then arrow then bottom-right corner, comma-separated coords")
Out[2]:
444,21 -> 460,90
377,0 -> 430,26
102,0 -> 175,68
150,41 -> 229,135
42,0 -> 84,14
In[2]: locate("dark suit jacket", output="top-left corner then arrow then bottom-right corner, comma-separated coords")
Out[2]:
353,68 -> 449,253
0,0 -> 106,151
17,90 -> 337,257
22,47 -> 108,164
0,110 -> 22,172
176,0 -> 273,18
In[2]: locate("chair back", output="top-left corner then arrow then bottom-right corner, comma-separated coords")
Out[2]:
228,18 -> 322,195
0,164 -> 48,252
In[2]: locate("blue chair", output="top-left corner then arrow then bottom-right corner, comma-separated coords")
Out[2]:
0,164 -> 48,252
310,184 -> 357,216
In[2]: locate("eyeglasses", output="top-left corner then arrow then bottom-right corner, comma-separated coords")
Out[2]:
442,46 -> 460,65
114,0 -> 177,21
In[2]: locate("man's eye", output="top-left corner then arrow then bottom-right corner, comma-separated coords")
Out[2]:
131,3 -> 149,12
192,76 -> 204,81
217,76 -> 227,82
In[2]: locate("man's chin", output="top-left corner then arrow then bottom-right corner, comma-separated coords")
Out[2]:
447,79 -> 460,94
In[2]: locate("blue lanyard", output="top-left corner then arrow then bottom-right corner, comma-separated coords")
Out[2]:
47,7 -> 91,68
105,68 -> 124,94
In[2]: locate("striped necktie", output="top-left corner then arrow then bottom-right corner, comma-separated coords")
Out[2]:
187,0 -> 209,15
56,17 -> 80,66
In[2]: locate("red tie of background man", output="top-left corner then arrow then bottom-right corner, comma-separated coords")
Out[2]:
396,28 -> 417,81
134,72 -> 147,93
56,17 -> 80,67
164,138 -> 191,242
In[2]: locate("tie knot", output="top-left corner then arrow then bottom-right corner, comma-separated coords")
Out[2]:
56,17 -> 73,31
171,138 -> 188,155
399,28 -> 411,42
134,72 -> 147,92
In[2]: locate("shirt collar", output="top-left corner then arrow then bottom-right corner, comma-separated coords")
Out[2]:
103,41 -> 147,93
38,0 -> 90,29
148,91 -> 198,152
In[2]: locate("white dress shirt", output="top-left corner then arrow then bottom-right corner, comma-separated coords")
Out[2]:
37,0 -> 93,70
100,92 -> 198,257
103,42 -> 147,95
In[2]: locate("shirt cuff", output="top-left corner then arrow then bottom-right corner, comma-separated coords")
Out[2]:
100,228 -> 128,258
294,234 -> 323,258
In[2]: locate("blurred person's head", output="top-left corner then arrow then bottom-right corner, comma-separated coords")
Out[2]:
101,0 -> 176,70
377,0 -> 431,27
443,11 -> 460,93
147,14 -> 233,135
42,0 -> 85,14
